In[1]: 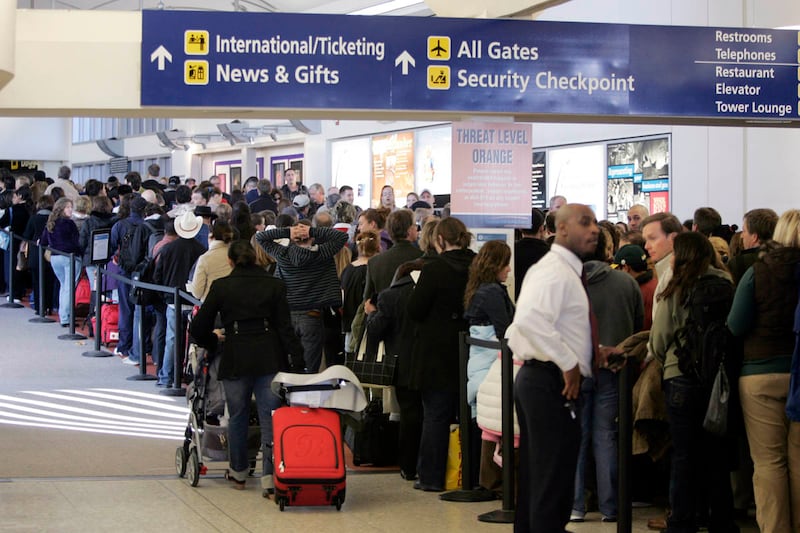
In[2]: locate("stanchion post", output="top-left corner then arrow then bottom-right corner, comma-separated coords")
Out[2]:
82,265 -> 111,357
58,253 -> 86,341
617,360 -> 634,533
477,340 -> 516,524
160,287 -> 185,396
440,332 -> 495,503
1,231 -> 23,309
30,241 -> 54,323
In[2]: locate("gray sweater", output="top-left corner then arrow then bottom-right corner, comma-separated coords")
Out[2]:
585,260 -> 644,346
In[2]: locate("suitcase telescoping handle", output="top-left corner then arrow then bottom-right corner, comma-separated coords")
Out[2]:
282,383 -> 342,394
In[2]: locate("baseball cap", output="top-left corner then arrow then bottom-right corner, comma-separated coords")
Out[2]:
614,244 -> 647,270
293,194 -> 310,208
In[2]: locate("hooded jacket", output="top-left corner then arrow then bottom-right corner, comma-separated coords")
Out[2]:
584,259 -> 644,347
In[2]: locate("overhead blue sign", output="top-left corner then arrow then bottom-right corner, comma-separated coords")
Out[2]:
141,11 -> 800,122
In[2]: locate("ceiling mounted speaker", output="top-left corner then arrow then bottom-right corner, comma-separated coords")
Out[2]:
96,138 -> 124,158
217,120 -> 252,144
156,130 -> 189,151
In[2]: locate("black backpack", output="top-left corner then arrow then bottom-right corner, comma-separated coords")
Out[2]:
118,221 -> 146,272
128,222 -> 163,307
673,274 -> 735,386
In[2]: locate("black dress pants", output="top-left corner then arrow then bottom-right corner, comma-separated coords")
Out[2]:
515,361 -> 581,533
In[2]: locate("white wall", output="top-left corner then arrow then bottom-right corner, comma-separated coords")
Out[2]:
0,117 -> 69,161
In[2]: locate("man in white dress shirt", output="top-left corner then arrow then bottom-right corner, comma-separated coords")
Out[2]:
506,203 -> 600,533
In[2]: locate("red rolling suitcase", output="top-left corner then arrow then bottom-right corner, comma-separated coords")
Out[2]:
272,406 -> 346,511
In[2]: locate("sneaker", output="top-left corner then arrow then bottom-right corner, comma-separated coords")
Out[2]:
121,357 -> 140,366
602,516 -> 617,523
569,511 -> 585,523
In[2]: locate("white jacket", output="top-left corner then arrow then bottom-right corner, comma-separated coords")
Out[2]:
476,355 -> 521,440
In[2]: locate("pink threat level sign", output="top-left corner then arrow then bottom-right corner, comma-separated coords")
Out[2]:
451,122 -> 533,228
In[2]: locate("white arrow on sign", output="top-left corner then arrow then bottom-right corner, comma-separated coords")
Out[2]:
150,45 -> 173,71
394,50 -> 415,75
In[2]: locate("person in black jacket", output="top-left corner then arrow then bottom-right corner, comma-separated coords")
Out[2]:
406,216 -> 476,492
365,260 -> 425,481
248,179 -> 278,215
153,211 -> 206,380
190,240 -> 303,496
0,185 -> 33,302
22,195 -> 55,314
514,208 -> 549,297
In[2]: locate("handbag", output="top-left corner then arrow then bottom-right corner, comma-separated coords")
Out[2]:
345,329 -> 396,387
703,362 -> 729,436
15,249 -> 28,271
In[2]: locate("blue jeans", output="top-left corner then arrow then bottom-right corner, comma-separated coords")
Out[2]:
50,254 -> 81,325
290,310 -> 324,373
573,369 -> 619,518
222,374 -> 281,486
158,304 -> 188,386
117,271 -> 134,355
151,302 -> 167,373
129,305 -> 154,364
417,388 -> 458,489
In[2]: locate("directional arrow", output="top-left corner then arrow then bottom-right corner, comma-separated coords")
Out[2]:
150,45 -> 173,71
394,50 -> 415,75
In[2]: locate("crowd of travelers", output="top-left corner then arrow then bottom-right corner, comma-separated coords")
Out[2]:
2,165 -> 798,532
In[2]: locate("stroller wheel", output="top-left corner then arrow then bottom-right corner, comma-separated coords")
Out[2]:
175,446 -> 187,477
278,497 -> 285,512
186,449 -> 200,487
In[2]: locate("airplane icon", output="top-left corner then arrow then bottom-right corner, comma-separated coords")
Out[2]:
427,36 -> 450,60
430,40 -> 447,57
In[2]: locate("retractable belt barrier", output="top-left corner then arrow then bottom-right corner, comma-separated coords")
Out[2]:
2,227 -> 203,395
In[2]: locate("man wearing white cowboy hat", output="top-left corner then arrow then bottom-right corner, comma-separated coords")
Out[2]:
153,212 -> 207,388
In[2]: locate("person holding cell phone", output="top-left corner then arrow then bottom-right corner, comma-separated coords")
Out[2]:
570,226 -> 643,524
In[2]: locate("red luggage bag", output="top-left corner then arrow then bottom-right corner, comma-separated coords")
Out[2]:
91,303 -> 119,346
272,406 -> 346,511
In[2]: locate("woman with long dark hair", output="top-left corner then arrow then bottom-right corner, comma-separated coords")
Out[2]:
649,231 -> 737,533
190,240 -> 303,497
463,239 -> 514,493
40,197 -> 81,326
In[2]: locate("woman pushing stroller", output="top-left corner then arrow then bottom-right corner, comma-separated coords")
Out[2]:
190,240 -> 304,497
